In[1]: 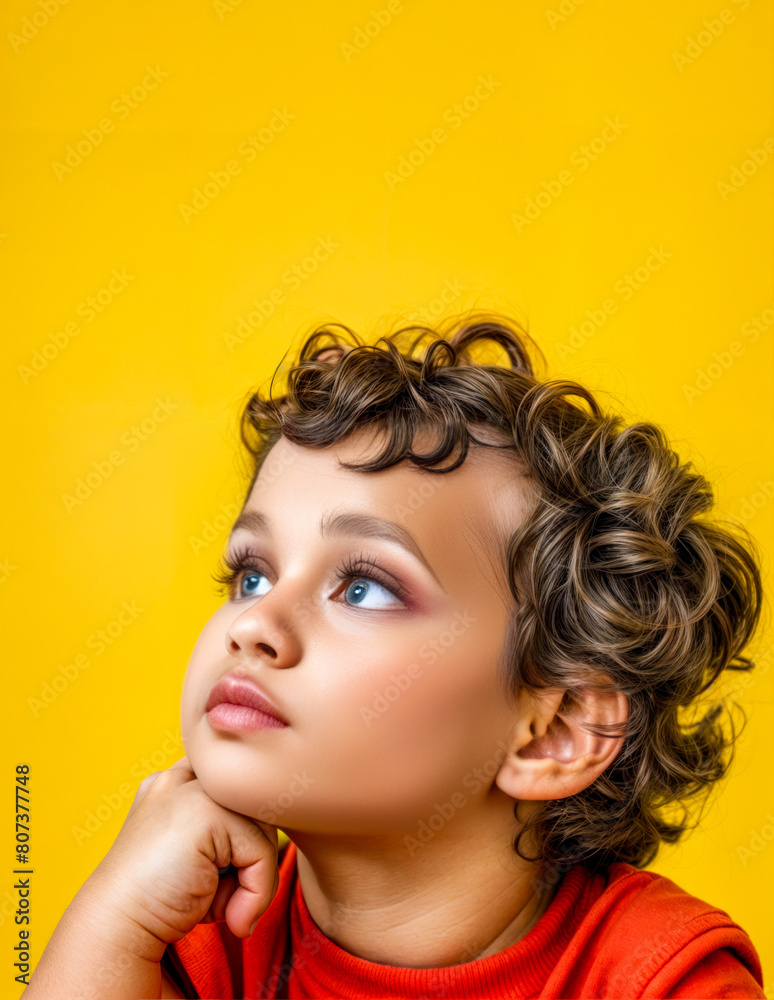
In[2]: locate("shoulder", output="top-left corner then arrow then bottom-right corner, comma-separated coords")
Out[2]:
570,863 -> 765,998
663,948 -> 767,999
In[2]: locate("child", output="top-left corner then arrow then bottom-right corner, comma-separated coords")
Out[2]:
28,313 -> 766,999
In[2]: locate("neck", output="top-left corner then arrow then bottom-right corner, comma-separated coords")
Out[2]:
284,800 -> 558,968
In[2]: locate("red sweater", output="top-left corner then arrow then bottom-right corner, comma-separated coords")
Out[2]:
167,840 -> 765,999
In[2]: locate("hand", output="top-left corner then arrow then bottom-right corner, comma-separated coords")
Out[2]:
84,756 -> 280,955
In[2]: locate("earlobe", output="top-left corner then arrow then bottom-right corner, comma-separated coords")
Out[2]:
495,683 -> 628,802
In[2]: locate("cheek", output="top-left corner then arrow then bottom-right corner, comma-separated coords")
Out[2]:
329,620 -> 444,712
332,618 -> 504,763
392,628 -> 494,725
304,622 -> 509,829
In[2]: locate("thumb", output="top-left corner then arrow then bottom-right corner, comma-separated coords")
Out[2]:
224,851 -> 280,937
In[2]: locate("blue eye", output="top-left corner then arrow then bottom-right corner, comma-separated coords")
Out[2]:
241,573 -> 271,598
343,577 -> 403,609
213,550 -> 408,609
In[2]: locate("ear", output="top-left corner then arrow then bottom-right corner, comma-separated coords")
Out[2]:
316,345 -> 352,363
495,679 -> 628,802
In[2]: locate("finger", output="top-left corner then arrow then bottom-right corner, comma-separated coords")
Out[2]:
224,854 -> 278,938
222,814 -> 279,870
133,757 -> 194,807
251,820 -> 280,860
209,872 -> 238,923
131,768 -> 170,808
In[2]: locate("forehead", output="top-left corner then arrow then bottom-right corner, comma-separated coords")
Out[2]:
243,428 -> 529,599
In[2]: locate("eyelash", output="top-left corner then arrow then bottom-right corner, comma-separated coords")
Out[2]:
211,544 -> 410,607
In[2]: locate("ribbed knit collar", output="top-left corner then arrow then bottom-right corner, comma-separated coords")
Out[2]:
282,841 -> 595,998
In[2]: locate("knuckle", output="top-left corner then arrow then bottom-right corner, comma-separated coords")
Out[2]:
136,772 -> 159,796
137,768 -> 175,797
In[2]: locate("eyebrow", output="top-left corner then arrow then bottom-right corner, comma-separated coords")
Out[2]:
229,509 -> 446,591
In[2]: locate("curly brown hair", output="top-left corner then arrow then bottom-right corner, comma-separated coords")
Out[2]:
232,311 -> 766,875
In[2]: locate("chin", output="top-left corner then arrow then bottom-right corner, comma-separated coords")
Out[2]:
183,736 -> 267,815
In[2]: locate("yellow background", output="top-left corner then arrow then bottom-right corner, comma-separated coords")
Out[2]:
2,0 -> 773,994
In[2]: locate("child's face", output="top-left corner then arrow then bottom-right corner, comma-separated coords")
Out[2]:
181,427 -> 530,837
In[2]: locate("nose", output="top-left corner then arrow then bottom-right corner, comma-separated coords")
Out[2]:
225,598 -> 302,668
228,635 -> 276,658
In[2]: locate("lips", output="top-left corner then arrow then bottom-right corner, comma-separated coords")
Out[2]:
205,673 -> 289,726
